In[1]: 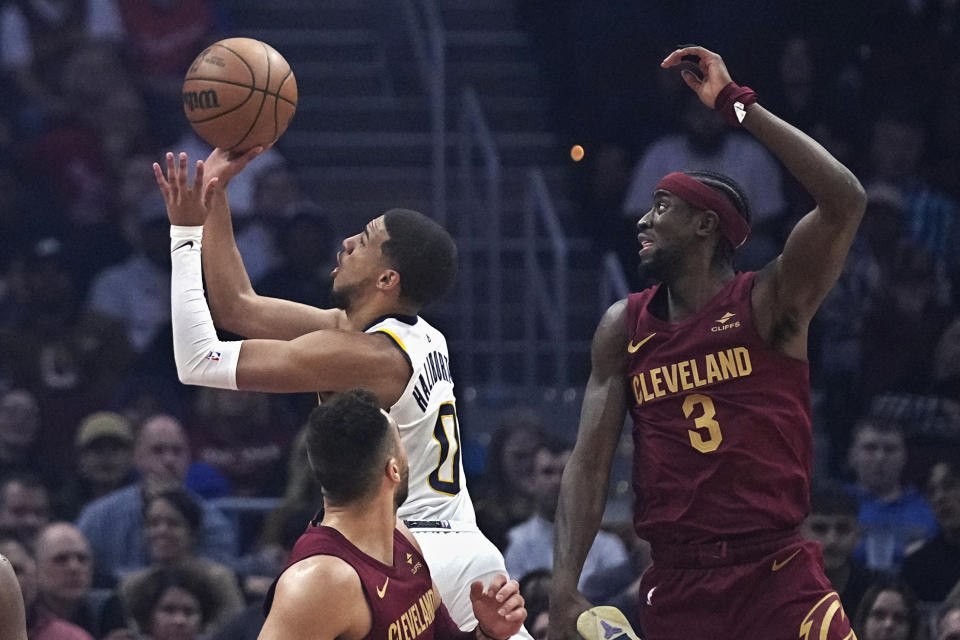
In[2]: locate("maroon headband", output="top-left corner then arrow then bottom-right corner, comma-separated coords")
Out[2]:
655,172 -> 750,248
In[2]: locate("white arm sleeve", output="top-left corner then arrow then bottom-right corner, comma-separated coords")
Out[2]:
170,225 -> 241,390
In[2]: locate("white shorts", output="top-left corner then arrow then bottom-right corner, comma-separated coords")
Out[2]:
408,522 -> 534,640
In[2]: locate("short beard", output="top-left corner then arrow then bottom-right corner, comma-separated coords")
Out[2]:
394,465 -> 410,510
640,244 -> 685,283
330,282 -> 361,311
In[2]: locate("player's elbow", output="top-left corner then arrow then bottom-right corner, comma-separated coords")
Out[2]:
175,359 -> 199,386
823,174 -> 867,223
844,177 -> 867,218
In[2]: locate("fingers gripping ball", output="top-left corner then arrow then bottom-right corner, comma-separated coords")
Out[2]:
182,38 -> 298,153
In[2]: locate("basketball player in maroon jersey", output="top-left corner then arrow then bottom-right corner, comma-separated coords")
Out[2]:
550,45 -> 866,640
260,389 -> 526,640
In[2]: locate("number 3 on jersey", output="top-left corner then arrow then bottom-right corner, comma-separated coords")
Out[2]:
428,402 -> 462,495
683,393 -> 723,453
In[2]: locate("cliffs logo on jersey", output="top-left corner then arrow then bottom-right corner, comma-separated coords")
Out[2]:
387,589 -> 436,640
412,351 -> 452,412
711,311 -> 741,332
406,552 -> 423,575
631,347 -> 753,406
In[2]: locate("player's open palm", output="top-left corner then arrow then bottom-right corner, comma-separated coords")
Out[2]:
470,575 -> 526,640
661,45 -> 733,109
153,152 -> 217,227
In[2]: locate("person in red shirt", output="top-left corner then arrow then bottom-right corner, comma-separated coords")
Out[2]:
550,45 -> 866,640
260,389 -> 526,640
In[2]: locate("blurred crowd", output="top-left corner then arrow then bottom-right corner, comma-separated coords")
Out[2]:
0,0 -> 959,639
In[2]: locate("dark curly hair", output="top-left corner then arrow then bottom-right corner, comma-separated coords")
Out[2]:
306,388 -> 396,505
382,208 -> 458,308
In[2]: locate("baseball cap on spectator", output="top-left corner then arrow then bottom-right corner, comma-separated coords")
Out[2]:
75,412 -> 134,449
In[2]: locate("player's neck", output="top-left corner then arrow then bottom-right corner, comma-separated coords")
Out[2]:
321,498 -> 398,566
663,263 -> 735,321
344,299 -> 419,332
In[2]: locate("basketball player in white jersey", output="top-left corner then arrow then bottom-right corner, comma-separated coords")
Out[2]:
154,148 -> 531,637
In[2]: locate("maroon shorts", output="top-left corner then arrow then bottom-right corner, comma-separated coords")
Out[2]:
637,532 -> 857,640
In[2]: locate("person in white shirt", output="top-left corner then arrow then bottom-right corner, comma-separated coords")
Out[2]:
504,440 -> 628,587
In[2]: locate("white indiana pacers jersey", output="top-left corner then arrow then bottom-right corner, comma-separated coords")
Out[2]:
365,315 -> 477,523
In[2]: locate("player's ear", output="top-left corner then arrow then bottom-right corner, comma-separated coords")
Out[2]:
386,456 -> 401,482
697,210 -> 720,238
378,269 -> 401,292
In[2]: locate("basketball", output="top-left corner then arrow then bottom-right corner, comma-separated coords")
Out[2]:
182,37 -> 298,153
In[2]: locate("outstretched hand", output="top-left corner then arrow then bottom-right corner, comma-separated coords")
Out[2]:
153,152 -> 220,227
470,574 -> 526,640
661,45 -> 733,109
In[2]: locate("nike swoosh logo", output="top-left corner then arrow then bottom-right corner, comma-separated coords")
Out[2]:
771,548 -> 801,572
173,240 -> 195,252
376,577 -> 389,598
627,333 -> 656,354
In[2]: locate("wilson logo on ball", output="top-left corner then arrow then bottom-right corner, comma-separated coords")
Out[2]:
182,90 -> 221,111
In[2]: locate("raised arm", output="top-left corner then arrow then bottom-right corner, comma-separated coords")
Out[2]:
662,46 -> 866,351
157,153 -> 408,407
196,149 -> 346,339
549,300 -> 630,640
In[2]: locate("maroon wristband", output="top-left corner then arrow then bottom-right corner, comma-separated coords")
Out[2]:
714,82 -> 757,127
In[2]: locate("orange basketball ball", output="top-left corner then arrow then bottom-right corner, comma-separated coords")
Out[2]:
182,38 -> 298,153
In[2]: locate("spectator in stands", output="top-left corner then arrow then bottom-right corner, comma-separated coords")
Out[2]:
0,473 -> 51,544
55,412 -> 136,521
865,109 -> 960,271
0,239 -> 132,471
858,236 -> 954,402
472,408 -> 544,551
85,193 -> 170,357
104,0 -> 220,145
76,414 -> 236,582
0,0 -> 91,128
764,35 -> 856,229
939,602 -> 960,640
801,482 -> 887,615
845,418 -> 938,571
901,455 -> 960,603
189,388 -> 296,498
119,488 -> 242,630
257,203 -> 336,309
253,426 -> 316,594
853,580 -> 921,640
124,565 -> 216,640
0,390 -> 42,478
504,438 -> 628,586
518,569 -> 551,640
34,523 -> 130,639
0,530 -> 94,640
621,92 -> 786,270
227,163 -> 308,285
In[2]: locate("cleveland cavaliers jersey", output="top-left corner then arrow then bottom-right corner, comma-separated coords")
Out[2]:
626,272 -> 812,545
366,315 -> 477,523
266,525 -> 437,638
